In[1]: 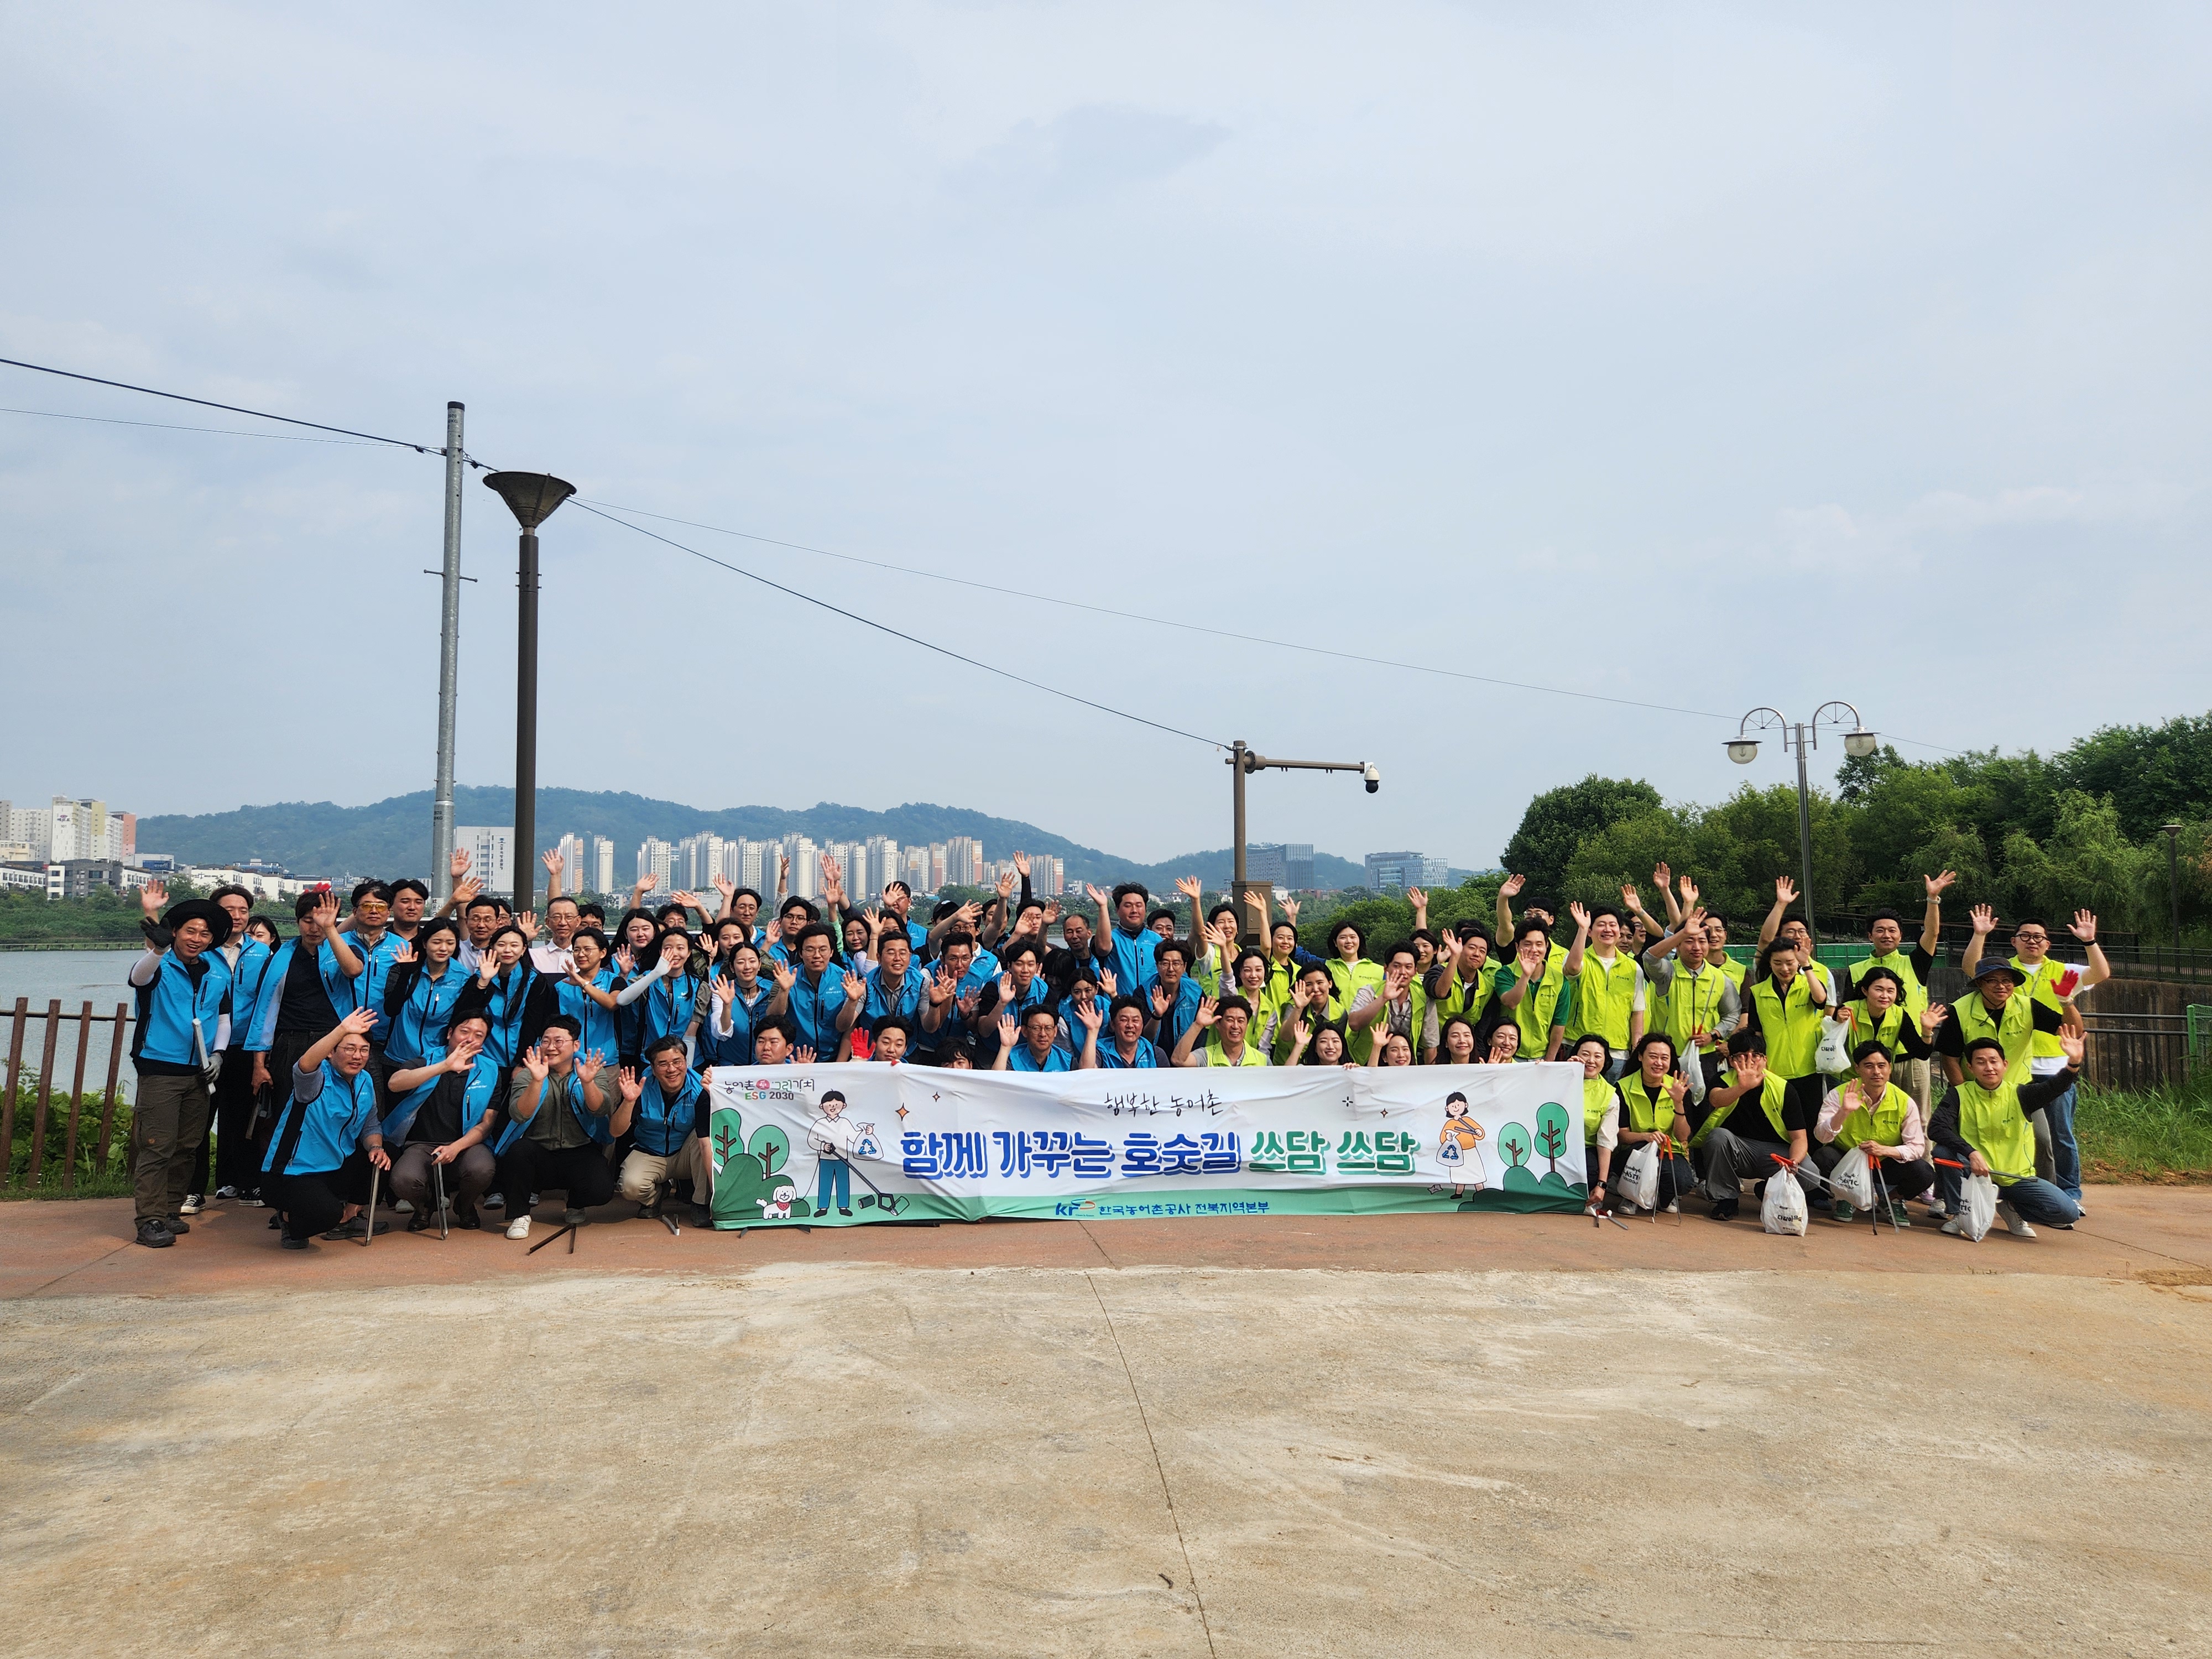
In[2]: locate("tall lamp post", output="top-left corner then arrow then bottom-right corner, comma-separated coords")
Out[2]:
482,471 -> 576,917
1723,702 -> 1878,946
1228,739 -> 1380,943
2164,822 -> 2184,948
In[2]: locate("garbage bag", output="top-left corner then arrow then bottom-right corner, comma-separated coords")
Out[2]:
1829,1146 -> 1876,1211
1761,1167 -> 1809,1236
1957,1172 -> 1998,1243
1615,1142 -> 1660,1212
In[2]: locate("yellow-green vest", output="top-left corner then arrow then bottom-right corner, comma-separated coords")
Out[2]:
1838,1001 -> 1911,1061
1506,960 -> 1567,1059
1828,1080 -> 1914,1154
1851,947 -> 1929,1014
1581,1077 -> 1615,1145
1954,989 -> 2035,1086
1749,973 -> 1826,1079
1431,961 -> 1496,1027
1203,1037 -> 1270,1067
1693,1071 -> 1791,1149
1651,961 -> 1730,1055
1955,1079 -> 2037,1182
1350,980 -> 1427,1066
1568,951 -> 1640,1049
2011,956 -> 2074,1060
1618,1073 -> 1679,1139
1713,951 -> 1749,992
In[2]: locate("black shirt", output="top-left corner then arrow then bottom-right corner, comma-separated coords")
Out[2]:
274,940 -> 340,1036
409,1072 -> 472,1145
1839,945 -> 1936,1001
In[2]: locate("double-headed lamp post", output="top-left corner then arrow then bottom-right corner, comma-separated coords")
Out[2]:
482,471 -> 576,917
1228,739 -> 1380,943
1723,701 -> 1879,946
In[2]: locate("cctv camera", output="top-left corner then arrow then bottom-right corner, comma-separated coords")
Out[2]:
1363,763 -> 1381,795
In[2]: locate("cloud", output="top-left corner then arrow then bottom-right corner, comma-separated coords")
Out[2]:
948,104 -> 1228,213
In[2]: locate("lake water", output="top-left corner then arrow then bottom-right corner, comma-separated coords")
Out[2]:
0,950 -> 145,1011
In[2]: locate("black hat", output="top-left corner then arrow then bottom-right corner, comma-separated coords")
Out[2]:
1965,957 -> 2025,989
161,898 -> 234,946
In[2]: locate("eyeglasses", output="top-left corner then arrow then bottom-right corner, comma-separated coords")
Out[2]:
2013,931 -> 2049,943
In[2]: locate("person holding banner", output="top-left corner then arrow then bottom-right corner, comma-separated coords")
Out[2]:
994,1004 -> 1079,1071
1097,997 -> 1159,1068
1568,1034 -> 1620,1207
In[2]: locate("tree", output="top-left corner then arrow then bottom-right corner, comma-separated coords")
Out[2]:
1500,776 -> 1662,902
1533,1101 -> 1572,1181
1834,743 -> 1906,805
2052,714 -> 2212,842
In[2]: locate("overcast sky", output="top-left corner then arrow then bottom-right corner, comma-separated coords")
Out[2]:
4,3 -> 2206,867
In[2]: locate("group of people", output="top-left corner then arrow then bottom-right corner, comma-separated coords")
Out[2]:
119,844 -> 2107,1250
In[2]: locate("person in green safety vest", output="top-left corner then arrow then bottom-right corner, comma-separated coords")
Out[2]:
1840,872 -> 1954,1117
1613,1030 -> 1694,1214
1959,905 -> 2109,1210
1823,966 -> 1944,1074
1421,922 -> 1496,1061
1811,1037 -> 1937,1225
1347,942 -> 1426,1065
1933,952 -> 2064,1091
1567,1035 -> 1620,1209
1493,874 -> 1568,972
1563,900 -> 1647,1080
1174,993 -> 1271,1067
1755,877 -> 1837,998
1323,921 -> 1387,1058
1738,937 -> 1832,1086
1640,902 -> 1741,1090
1692,1030 -> 1819,1223
1931,1031 -> 2086,1238
1495,920 -> 1573,1062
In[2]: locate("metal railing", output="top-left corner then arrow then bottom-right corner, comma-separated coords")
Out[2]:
3,998 -> 133,1190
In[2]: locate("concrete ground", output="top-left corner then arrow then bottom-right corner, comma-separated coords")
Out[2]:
4,1193 -> 2210,1657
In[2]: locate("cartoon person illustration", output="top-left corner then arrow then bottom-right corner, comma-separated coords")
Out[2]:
1430,1090 -> 1488,1198
807,1089 -> 860,1216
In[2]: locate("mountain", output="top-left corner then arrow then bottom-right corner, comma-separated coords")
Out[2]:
135,788 -> 1368,892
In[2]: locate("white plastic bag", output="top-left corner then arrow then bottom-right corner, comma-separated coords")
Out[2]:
1957,1172 -> 1998,1243
1761,1168 -> 1809,1236
1615,1142 -> 1660,1211
1814,1014 -> 1853,1076
1829,1146 -> 1876,1211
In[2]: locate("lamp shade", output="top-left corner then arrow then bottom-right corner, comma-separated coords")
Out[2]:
482,471 -> 576,530
1842,728 -> 1879,759
1725,738 -> 1760,764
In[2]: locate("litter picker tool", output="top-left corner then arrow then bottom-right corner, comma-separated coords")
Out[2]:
360,1162 -> 380,1248
432,1155 -> 449,1240
527,1218 -> 580,1254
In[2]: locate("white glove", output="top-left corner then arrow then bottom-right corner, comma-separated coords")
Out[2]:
202,1052 -> 223,1088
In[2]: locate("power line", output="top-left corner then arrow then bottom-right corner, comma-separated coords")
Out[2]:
0,355 -> 449,454
570,500 -> 1227,750
0,405 -> 384,445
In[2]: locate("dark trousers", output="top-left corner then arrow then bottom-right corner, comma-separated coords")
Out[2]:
389,1143 -> 495,1215
1808,1142 -> 1935,1203
131,1071 -> 210,1225
273,1151 -> 374,1242
495,1139 -> 615,1218
1697,1127 -> 1818,1205
195,1050 -> 260,1195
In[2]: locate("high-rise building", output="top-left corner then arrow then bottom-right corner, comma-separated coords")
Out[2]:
1244,844 -> 1287,883
1285,843 -> 1316,889
117,812 -> 136,857
929,844 -> 948,891
736,839 -> 771,894
1035,854 -> 1064,897
0,801 -> 50,858
1363,851 -> 1449,891
590,835 -> 616,896
555,833 -> 588,891
637,837 -> 674,894
945,837 -> 984,888
456,826 -> 514,893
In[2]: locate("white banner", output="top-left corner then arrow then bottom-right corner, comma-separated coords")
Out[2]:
701,1062 -> 1589,1226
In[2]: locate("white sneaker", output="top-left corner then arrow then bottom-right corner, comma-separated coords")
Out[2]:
1996,1201 -> 2036,1239
1663,1199 -> 1679,1214
393,1199 -> 415,1214
1940,1218 -> 1964,1236
179,1193 -> 204,1215
505,1216 -> 531,1240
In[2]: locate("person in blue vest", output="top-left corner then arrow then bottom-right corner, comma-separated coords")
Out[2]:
1144,940 -> 1206,1065
1094,996 -> 1157,1068
380,1009 -> 503,1230
971,939 -> 1056,1064
993,1004 -> 1079,1071
612,1035 -> 714,1224
1088,881 -> 1163,997
493,1016 -> 616,1241
124,886 -> 236,1248
246,888 -> 367,1109
262,1006 -> 390,1250
857,929 -> 931,1041
700,941 -> 776,1066
196,883 -> 270,1211
764,922 -> 859,1058
380,919 -> 468,1073
451,924 -> 541,1075
878,877 -> 932,955
867,1015 -> 917,1064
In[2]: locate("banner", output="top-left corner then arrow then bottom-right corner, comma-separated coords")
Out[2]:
702,1062 -> 1590,1227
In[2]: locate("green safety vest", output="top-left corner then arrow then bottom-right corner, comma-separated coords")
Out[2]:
1651,961 -> 1730,1055
1568,951 -> 1640,1049
1828,1080 -> 1914,1154
1431,960 -> 1496,1027
1581,1077 -> 1615,1145
2011,956 -> 2074,1060
1618,1073 -> 1679,1138
1851,947 -> 1929,1014
1955,1078 -> 2037,1183
1839,1001 -> 1911,1060
1350,980 -> 1427,1066
1692,1071 -> 1792,1149
1270,992 -> 1343,1063
1203,1037 -> 1269,1067
1506,961 -> 1566,1059
1713,952 -> 1748,992
1749,973 -> 1826,1079
1954,990 -> 2036,1086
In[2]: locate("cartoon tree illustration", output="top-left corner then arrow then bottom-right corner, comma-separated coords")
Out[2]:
748,1123 -> 791,1178
1499,1120 -> 1543,1196
1533,1102 -> 1576,1194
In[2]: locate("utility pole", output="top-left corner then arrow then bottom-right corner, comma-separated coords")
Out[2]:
430,401 -> 465,906
1227,740 -> 1380,946
482,472 -> 576,919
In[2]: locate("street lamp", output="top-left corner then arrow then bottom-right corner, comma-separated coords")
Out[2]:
1227,739 -> 1378,943
482,471 -> 576,917
2164,822 -> 2184,947
1723,701 -> 1877,946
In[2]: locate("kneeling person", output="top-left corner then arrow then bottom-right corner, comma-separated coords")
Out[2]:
1692,1034 -> 1818,1222
1931,1033 -> 2085,1239
382,1011 -> 504,1230
613,1036 -> 713,1223
1812,1040 -> 1935,1225
262,1008 -> 392,1250
492,1016 -> 615,1240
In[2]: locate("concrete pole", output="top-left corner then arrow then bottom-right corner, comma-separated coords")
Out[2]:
430,401 -> 465,905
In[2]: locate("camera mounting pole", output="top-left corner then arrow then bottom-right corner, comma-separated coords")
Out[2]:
1227,739 -> 1378,945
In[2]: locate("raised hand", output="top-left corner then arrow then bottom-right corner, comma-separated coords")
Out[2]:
1664,1072 -> 1688,1105
778,856 -> 790,888
617,1066 -> 644,1104
577,1052 -> 604,1088
521,1044 -> 550,1083
842,970 -> 865,1001
1014,851 -> 1031,878
712,873 -> 735,900
2058,1029 -> 2086,1067
927,966 -> 956,1006
1150,985 -> 1171,1018
1921,1003 -> 1950,1036
336,1006 -> 377,1040
392,942 -> 418,965
956,901 -> 984,929
1098,969 -> 1118,997
1620,882 -> 1641,912
2068,910 -> 2099,943
1084,883 -> 1112,909
1653,862 -> 1672,894
1678,874 -> 1699,907
542,848 -> 563,877
793,1046 -> 817,1065
311,891 -> 341,932
1290,979 -> 1313,1010
1244,885 -> 1269,914
995,869 -> 1015,900
614,945 -> 637,975
1737,1052 -> 1767,1086
1774,876 -> 1798,905
1190,993 -> 1219,1031
1925,870 -> 1957,898
1175,874 -> 1202,902
1043,899 -> 1061,924
1969,904 -> 1997,936
1568,900 -> 1591,931
672,890 -> 702,912
1280,896 -> 1300,924
770,957 -> 797,993
450,847 -> 472,879
139,878 -> 168,917
711,972 -> 739,1006
517,910 -> 540,938
1074,997 -> 1103,1033
1406,886 -> 1427,910
1500,873 -> 1526,899
997,1009 -> 1019,1046
452,875 -> 483,906
636,873 -> 660,896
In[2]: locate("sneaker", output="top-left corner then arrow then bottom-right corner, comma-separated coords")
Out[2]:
506,1216 -> 532,1240
408,1208 -> 435,1233
279,1234 -> 310,1250
1831,1200 -> 1856,1224
394,1199 -> 415,1214
134,1218 -> 175,1249
482,1192 -> 506,1210
180,1193 -> 205,1215
529,1192 -> 541,1207
240,1193 -> 267,1208
1996,1201 -> 2036,1239
1941,1217 -> 1965,1236
1708,1199 -> 1738,1222
1887,1202 -> 1913,1228
1663,1199 -> 1679,1214
1923,1201 -> 1950,1220
562,1207 -> 588,1225
213,1186 -> 241,1200
165,1216 -> 191,1235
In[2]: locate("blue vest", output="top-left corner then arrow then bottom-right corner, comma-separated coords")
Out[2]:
221,939 -> 274,1052
1152,976 -> 1204,1063
131,950 -> 232,1068
785,967 -> 849,1055
864,963 -> 930,1024
1104,925 -> 1162,994
1098,1040 -> 1159,1069
474,964 -> 537,1069
556,969 -> 622,1065
630,1071 -> 703,1157
264,1060 -> 377,1176
385,962 -> 466,1066
247,939 -> 362,1051
1008,1042 -> 1073,1073
378,1049 -> 505,1146
639,969 -> 699,1053
351,930 -> 406,1041
493,1068 -> 612,1154
699,975 -> 771,1067
1054,992 -> 1111,1058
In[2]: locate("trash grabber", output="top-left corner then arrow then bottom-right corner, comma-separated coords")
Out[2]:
432,1154 -> 448,1240
361,1161 -> 380,1248
1871,1155 -> 1902,1235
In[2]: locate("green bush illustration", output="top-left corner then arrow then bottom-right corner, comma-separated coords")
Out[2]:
706,1109 -> 813,1223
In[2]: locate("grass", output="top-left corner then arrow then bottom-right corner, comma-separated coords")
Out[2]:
2079,1072 -> 2212,1183
3,1084 -> 133,1199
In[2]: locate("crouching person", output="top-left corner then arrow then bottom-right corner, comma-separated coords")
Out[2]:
1613,1031 -> 1695,1214
612,1036 -> 712,1224
492,1015 -> 615,1241
1931,1032 -> 2085,1239
262,1008 -> 392,1250
380,1010 -> 503,1232
1568,1035 -> 1619,1208
1812,1040 -> 1935,1226
1691,1033 -> 1818,1222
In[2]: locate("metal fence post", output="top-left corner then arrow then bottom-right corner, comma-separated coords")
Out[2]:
1,997 -> 25,1182
61,1002 -> 93,1190
93,1004 -> 128,1178
27,1000 -> 60,1187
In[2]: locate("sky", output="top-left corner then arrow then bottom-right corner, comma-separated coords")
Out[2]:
3,2 -> 2207,868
